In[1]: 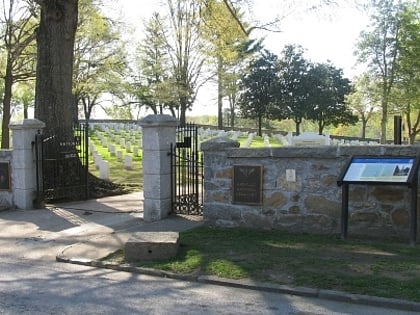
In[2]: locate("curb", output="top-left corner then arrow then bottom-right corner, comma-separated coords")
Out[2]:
56,255 -> 420,313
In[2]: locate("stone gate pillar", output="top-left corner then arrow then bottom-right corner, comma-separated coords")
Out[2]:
9,119 -> 45,210
139,115 -> 178,222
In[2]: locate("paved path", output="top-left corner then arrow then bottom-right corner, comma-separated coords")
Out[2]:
0,192 -> 419,314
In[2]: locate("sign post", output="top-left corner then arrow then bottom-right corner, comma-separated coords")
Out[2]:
340,183 -> 349,240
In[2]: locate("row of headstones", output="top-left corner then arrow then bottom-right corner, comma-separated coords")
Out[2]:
90,132 -> 142,157
91,123 -> 380,154
89,138 -> 136,181
274,132 -> 381,146
199,127 -> 382,147
94,129 -> 143,155
90,122 -> 142,134
93,126 -> 143,148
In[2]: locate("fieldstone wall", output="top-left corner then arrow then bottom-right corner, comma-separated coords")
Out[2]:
201,137 -> 420,240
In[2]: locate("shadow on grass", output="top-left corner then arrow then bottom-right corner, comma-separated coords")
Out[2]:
105,226 -> 420,302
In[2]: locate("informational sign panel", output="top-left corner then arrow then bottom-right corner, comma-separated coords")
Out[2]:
341,157 -> 416,184
337,155 -> 419,245
233,165 -> 263,205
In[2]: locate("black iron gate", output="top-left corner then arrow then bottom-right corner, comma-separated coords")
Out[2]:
170,123 -> 203,215
35,123 -> 89,203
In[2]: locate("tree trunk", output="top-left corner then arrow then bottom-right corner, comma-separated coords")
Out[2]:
230,106 -> 235,128
217,56 -> 223,130
361,117 -> 367,139
169,107 -> 176,117
295,121 -> 300,136
24,105 -> 29,119
179,102 -> 186,126
318,122 -> 324,135
35,0 -> 78,136
405,110 -> 420,144
380,90 -> 388,144
1,63 -> 12,149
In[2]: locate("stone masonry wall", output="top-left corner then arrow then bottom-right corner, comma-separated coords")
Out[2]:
201,137 -> 420,240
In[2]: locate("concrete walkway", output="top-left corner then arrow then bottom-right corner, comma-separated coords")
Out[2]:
51,192 -> 203,261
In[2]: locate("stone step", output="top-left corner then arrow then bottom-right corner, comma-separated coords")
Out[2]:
124,232 -> 179,262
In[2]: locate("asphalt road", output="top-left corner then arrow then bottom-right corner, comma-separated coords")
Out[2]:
2,256 -> 419,315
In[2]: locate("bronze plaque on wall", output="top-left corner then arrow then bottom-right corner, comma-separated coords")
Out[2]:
233,165 -> 263,205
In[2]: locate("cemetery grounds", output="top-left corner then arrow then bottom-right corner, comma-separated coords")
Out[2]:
89,123 -> 420,303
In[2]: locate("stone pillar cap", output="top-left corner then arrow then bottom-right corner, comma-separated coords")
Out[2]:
139,114 -> 178,128
9,119 -> 45,130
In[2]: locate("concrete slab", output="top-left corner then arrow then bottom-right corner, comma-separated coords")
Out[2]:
125,232 -> 179,262
48,191 -> 144,213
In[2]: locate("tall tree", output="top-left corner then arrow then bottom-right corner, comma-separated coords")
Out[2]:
273,44 -> 310,135
35,0 -> 78,137
73,0 -> 127,121
346,73 -> 380,138
392,1 -> 420,144
0,0 -> 37,148
219,39 -> 261,128
165,0 -> 206,126
355,0 -> 404,143
135,12 -> 176,115
200,0 -> 248,129
237,49 -> 277,136
306,62 -> 357,135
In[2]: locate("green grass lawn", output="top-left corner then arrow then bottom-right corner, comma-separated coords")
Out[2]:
237,135 -> 282,148
104,226 -> 420,303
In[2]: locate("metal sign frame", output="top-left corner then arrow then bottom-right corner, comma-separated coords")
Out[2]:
337,155 -> 420,246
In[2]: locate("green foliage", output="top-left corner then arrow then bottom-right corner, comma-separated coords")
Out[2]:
355,0 -> 405,143
0,0 -> 37,148
392,1 -> 420,143
74,0 -> 129,120
305,62 -> 358,134
236,44 -> 358,137
238,49 -> 278,136
346,73 -> 381,138
134,12 -> 178,115
199,0 -> 259,129
273,44 -> 310,135
352,0 -> 420,143
200,0 -> 247,62
187,115 -> 218,126
102,105 -> 134,120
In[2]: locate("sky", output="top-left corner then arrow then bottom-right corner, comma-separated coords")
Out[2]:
111,0 -> 371,116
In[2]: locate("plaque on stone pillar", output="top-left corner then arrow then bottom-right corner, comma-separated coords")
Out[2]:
233,165 -> 263,205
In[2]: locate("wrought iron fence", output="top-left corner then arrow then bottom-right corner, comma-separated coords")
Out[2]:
170,123 -> 203,215
35,123 -> 89,203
